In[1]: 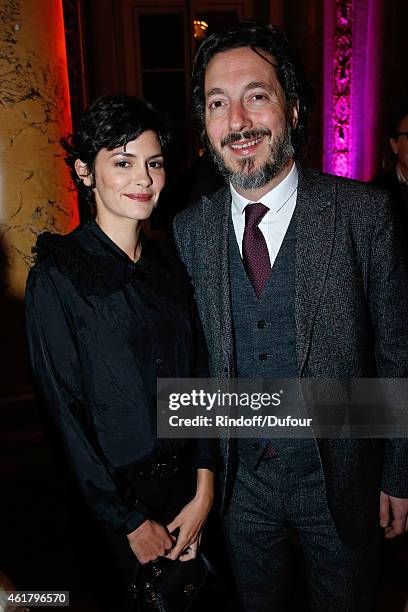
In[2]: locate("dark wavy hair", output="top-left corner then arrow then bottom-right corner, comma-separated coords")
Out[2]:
388,102 -> 408,139
62,95 -> 171,204
192,22 -> 314,156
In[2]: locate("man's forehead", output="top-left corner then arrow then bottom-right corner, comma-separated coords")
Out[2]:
206,46 -> 277,70
204,46 -> 279,90
250,47 -> 279,70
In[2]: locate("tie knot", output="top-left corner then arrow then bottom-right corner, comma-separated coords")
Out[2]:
245,202 -> 269,228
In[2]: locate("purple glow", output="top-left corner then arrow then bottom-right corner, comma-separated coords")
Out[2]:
323,0 -> 352,177
323,0 -> 383,180
351,1 -> 383,180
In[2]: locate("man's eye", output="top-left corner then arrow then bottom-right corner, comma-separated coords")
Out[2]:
249,94 -> 269,104
209,100 -> 226,110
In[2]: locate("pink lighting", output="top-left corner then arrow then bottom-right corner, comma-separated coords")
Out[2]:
323,0 -> 384,180
323,0 -> 353,177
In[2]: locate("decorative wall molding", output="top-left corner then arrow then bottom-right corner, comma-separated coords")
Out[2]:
323,0 -> 383,180
324,0 -> 353,177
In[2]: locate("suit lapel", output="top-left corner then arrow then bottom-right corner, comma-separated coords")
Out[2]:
200,186 -> 235,377
199,187 -> 237,511
295,168 -> 336,373
199,172 -> 336,376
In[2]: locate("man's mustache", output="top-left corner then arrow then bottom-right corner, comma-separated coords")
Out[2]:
221,128 -> 272,148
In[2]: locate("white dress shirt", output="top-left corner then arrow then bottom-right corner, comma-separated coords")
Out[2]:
230,162 -> 299,268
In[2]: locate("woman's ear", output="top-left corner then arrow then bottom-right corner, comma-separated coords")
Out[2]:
389,137 -> 399,156
74,159 -> 92,187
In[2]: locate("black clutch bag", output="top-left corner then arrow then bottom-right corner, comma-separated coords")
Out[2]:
131,556 -> 208,612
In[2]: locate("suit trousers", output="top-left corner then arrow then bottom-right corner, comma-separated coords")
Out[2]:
222,452 -> 382,612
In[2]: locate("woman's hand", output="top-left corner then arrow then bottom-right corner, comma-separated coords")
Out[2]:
127,519 -> 175,564
165,468 -> 214,562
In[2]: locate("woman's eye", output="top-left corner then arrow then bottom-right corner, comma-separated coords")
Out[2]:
115,160 -> 131,168
149,160 -> 164,170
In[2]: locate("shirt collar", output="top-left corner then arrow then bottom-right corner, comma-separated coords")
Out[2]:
230,162 -> 299,216
87,218 -> 149,263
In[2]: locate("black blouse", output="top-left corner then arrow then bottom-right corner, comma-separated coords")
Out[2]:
25,220 -> 214,535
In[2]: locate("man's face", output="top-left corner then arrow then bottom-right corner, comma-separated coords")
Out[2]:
203,46 -> 298,195
390,115 -> 408,180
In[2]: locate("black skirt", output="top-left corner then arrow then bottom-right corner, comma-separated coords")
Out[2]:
98,460 -> 196,612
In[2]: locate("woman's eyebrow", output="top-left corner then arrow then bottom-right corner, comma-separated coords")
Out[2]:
109,151 -> 136,158
108,151 -> 163,160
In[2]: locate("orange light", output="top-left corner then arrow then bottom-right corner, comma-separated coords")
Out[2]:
193,19 -> 209,40
56,0 -> 80,229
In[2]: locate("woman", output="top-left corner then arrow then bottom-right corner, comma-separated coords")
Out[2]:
25,96 -> 215,610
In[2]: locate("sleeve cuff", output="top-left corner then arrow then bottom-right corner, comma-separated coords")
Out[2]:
118,500 -> 150,535
381,438 -> 408,498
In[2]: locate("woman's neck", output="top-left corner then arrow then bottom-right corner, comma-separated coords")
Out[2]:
95,215 -> 142,262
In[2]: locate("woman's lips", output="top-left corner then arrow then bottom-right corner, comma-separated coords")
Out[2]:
124,193 -> 151,202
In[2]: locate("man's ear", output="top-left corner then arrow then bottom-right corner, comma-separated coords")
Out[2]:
389,137 -> 399,156
291,100 -> 299,129
74,159 -> 92,187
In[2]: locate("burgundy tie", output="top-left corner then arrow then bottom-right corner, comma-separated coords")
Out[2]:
242,203 -> 271,298
243,203 -> 276,460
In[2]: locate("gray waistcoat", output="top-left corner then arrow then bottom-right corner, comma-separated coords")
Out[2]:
229,215 -> 319,474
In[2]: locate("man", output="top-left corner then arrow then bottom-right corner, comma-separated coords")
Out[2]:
373,105 -> 408,233
173,23 -> 408,611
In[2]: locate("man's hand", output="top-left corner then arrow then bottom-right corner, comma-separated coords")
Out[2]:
127,519 -> 175,564
379,491 -> 408,538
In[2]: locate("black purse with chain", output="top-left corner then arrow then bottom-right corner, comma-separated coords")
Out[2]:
130,555 -> 209,612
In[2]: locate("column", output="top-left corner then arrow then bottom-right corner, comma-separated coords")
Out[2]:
0,0 -> 78,402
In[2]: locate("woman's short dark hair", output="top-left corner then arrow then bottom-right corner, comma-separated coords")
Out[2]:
388,103 -> 408,139
62,95 -> 171,204
192,22 -> 314,156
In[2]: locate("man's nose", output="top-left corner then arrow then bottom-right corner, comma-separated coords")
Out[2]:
229,100 -> 253,133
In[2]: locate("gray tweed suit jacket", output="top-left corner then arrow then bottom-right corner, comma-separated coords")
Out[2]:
173,166 -> 408,549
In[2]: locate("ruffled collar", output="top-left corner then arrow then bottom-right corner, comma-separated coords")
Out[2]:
33,221 -> 191,299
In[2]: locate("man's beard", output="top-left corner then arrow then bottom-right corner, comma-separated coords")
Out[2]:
206,123 -> 294,191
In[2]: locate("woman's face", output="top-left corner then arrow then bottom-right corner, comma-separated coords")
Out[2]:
78,130 -> 165,224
